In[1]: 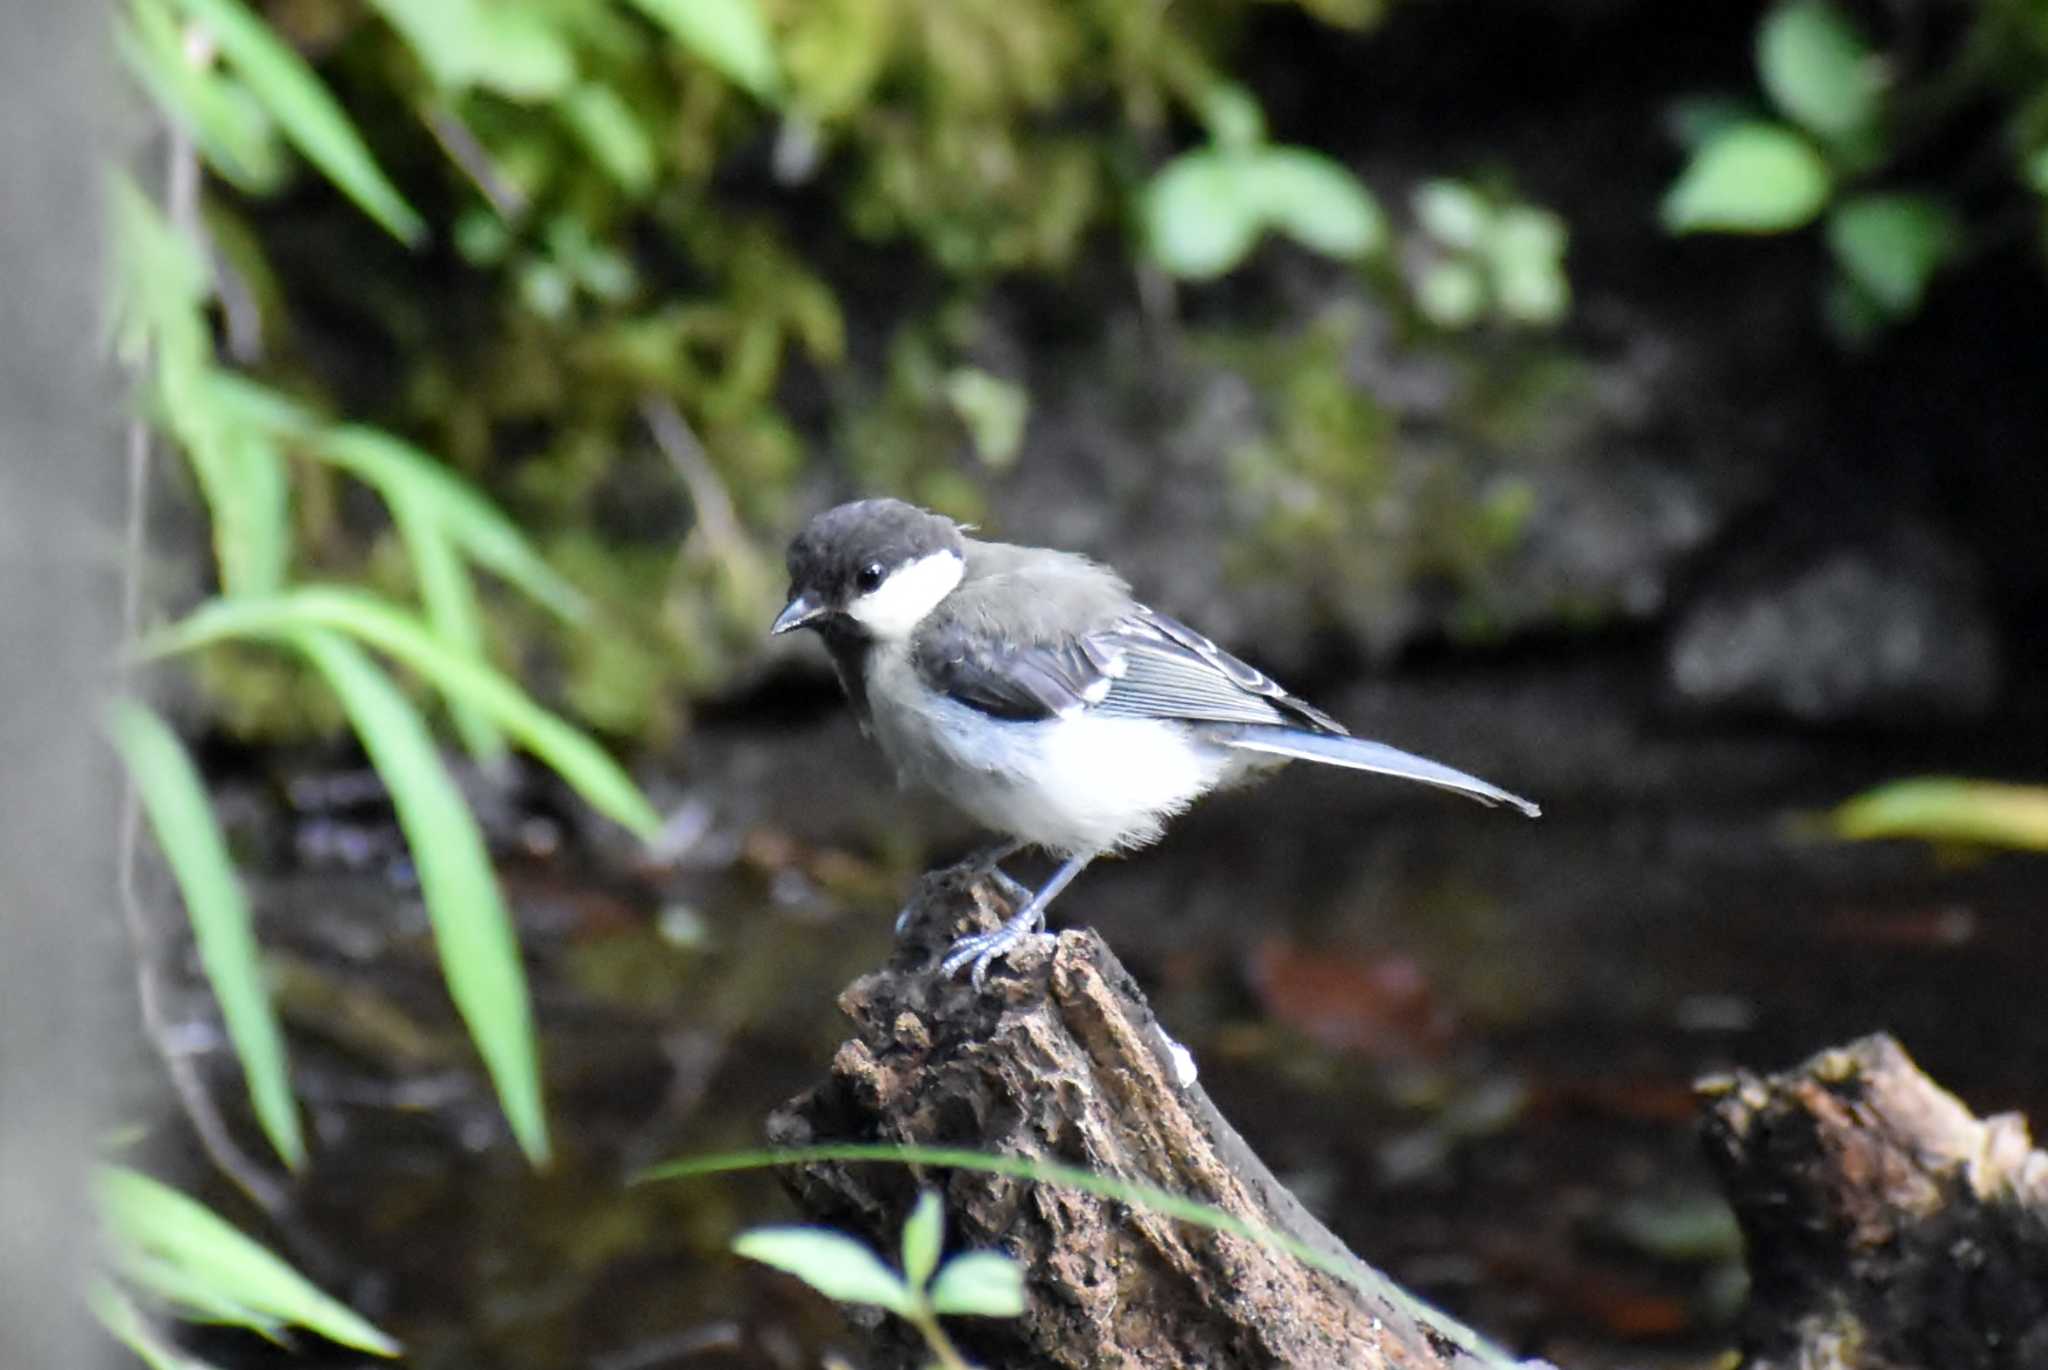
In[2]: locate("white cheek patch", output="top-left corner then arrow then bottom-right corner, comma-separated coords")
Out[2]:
846,550 -> 965,639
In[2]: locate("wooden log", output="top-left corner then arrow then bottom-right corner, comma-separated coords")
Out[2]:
1699,1033 -> 2048,1370
765,863 -> 1528,1370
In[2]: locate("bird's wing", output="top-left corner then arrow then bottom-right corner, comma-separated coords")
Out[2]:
1097,606 -> 1347,734
912,602 -> 1345,733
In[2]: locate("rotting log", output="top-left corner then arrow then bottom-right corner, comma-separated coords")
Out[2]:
1699,1033 -> 2048,1370
765,863 -> 1536,1370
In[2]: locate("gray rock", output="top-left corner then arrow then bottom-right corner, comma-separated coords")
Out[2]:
1667,529 -> 2000,725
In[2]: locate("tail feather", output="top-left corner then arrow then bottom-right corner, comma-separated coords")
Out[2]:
1214,724 -> 1541,817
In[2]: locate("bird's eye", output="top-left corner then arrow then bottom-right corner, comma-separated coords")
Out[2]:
855,561 -> 885,594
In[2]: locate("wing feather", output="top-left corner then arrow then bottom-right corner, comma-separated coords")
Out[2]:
913,598 -> 1344,734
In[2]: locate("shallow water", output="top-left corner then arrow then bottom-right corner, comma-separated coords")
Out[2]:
169,643 -> 2047,1369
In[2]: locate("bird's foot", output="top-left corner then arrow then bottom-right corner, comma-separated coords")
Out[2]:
897,841 -> 1027,934
938,905 -> 1047,990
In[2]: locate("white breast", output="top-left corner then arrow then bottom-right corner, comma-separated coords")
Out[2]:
863,646 -> 1237,856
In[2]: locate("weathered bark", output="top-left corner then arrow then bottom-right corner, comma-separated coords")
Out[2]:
766,864 -> 1524,1370
1699,1033 -> 2048,1370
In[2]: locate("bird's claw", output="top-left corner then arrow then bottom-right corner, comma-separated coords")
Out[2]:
938,907 -> 1046,989
896,857 -> 1029,937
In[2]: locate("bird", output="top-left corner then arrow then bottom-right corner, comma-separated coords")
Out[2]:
772,498 -> 1539,987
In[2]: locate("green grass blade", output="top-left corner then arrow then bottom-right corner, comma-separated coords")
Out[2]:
388,488 -> 509,766
363,0 -> 576,98
91,1280 -> 220,1370
289,628 -> 550,1163
639,1144 -> 1514,1367
625,0 -> 780,100
1828,777 -> 2048,851
170,0 -> 425,244
108,170 -> 209,365
108,699 -> 304,1169
316,427 -> 585,618
121,1252 -> 284,1336
121,0 -> 288,193
98,1166 -> 399,1355
138,588 -> 659,839
153,355 -> 292,597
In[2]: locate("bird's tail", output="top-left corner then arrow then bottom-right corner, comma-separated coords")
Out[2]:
1212,724 -> 1541,817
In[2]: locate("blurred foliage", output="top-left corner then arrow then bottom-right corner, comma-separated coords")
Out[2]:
1828,778 -> 2048,852
734,1190 -> 1025,1370
94,1166 -> 400,1367
116,0 -> 1579,741
1664,0 -> 2048,341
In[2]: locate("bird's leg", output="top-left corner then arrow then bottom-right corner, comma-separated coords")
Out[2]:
895,838 -> 1027,934
939,852 -> 1094,989
962,838 -> 1031,907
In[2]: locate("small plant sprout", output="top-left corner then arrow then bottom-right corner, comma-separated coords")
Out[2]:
733,1190 -> 1024,1370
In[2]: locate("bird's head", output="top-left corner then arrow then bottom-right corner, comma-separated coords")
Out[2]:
773,499 -> 967,643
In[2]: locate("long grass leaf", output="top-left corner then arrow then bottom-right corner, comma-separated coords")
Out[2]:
170,0 -> 425,243
138,588 -> 659,839
109,700 -> 304,1169
289,629 -> 550,1163
121,1252 -> 284,1336
316,428 -> 585,618
156,357 -> 291,597
99,1167 -> 399,1355
640,1144 -> 1512,1366
388,488 -> 508,765
121,0 -> 288,192
1829,777 -> 2048,851
91,1281 -> 220,1370
108,171 -> 210,368
624,0 -> 780,100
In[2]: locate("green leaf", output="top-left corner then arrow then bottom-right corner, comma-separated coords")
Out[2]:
170,0 -> 425,243
1197,82 -> 1266,151
1661,122 -> 1831,233
1141,150 -> 1262,280
562,82 -> 658,194
91,1281 -> 220,1370
2028,146 -> 2048,196
120,0 -> 287,193
1413,179 -> 1493,250
643,1143 -> 1507,1363
365,0 -> 576,98
1757,0 -> 1880,141
107,171 -> 210,368
1664,94 -> 1761,152
1241,148 -> 1386,261
99,1166 -> 399,1355
625,0 -> 780,100
387,488 -> 508,767
941,368 -> 1028,469
1486,205 -> 1571,325
732,1228 -> 913,1314
120,1251 -> 284,1334
926,1252 -> 1025,1318
313,426 -> 586,619
108,700 -> 303,1169
1825,192 -> 1960,316
289,629 -> 549,1163
156,361 -> 292,598
1416,261 -> 1486,328
137,587 -> 659,840
1828,778 -> 2048,851
900,1191 -> 944,1291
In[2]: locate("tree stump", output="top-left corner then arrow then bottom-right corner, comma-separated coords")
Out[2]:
765,864 -> 1528,1370
1699,1033 -> 2048,1370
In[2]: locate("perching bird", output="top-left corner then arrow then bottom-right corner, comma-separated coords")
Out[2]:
773,498 -> 1539,987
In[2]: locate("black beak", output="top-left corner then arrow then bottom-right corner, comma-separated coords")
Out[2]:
771,593 -> 825,635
